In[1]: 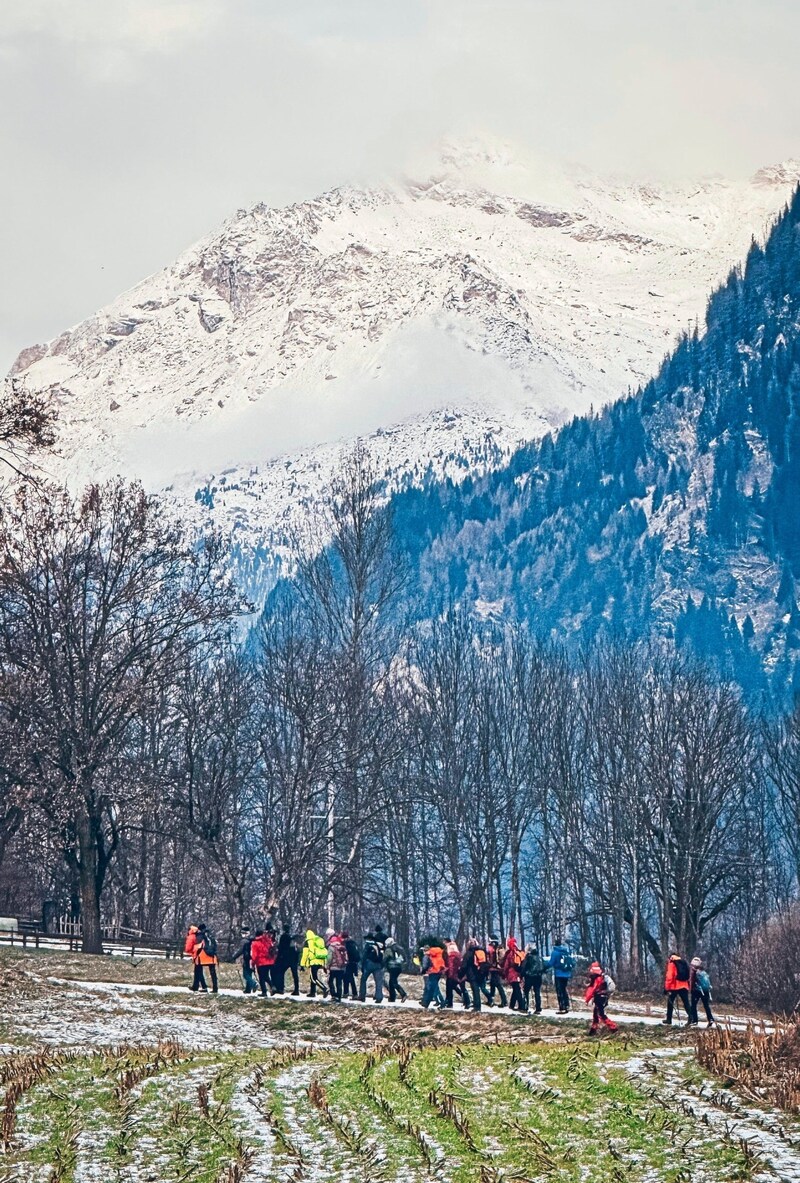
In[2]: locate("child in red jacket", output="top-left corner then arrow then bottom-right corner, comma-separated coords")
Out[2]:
584,961 -> 618,1035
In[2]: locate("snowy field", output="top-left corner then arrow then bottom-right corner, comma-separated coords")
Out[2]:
1,947 -> 797,1182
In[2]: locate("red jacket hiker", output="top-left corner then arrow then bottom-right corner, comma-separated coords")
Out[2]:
250,932 -> 275,968
501,938 -> 523,984
585,961 -> 617,1034
445,941 -> 462,980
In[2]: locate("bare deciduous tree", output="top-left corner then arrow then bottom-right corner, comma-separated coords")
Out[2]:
0,479 -> 240,952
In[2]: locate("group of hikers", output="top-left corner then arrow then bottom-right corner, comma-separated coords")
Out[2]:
184,924 -> 715,1034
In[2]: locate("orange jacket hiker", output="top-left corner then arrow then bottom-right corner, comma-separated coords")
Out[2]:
194,926 -> 218,966
184,925 -> 199,957
664,954 -> 690,991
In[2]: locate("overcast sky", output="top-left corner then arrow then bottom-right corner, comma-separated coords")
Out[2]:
1,0 -> 799,373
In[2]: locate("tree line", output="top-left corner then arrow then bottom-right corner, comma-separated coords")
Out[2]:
0,444 -> 798,996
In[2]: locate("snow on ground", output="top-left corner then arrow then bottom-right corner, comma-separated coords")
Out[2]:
5,976 -> 291,1050
621,1047 -> 800,1182
229,1069 -> 277,1177
24,976 -> 766,1045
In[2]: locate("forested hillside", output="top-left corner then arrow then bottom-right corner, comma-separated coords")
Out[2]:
391,187 -> 800,697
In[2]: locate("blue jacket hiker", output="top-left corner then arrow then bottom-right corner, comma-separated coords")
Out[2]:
546,941 -> 574,1013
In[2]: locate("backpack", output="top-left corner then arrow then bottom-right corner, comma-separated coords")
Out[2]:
363,939 -> 380,965
697,969 -> 712,993
428,947 -> 446,974
202,932 -> 218,959
524,953 -> 545,977
552,948 -> 574,974
603,973 -> 616,995
473,948 -> 488,973
675,957 -> 690,981
184,930 -> 196,955
520,951 -> 546,979
329,942 -> 347,971
386,947 -> 405,971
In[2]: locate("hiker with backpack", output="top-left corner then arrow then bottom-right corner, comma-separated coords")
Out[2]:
501,936 -> 526,1011
272,926 -> 292,995
192,923 -> 219,993
487,936 -> 508,1008
462,938 -> 491,1011
359,932 -> 385,1003
521,944 -> 545,1014
326,931 -> 348,1001
185,925 -> 202,991
250,929 -> 275,996
384,937 -> 408,1002
443,938 -> 470,1009
688,957 -> 715,1027
288,933 -> 303,996
662,952 -> 692,1025
232,928 -> 257,994
342,931 -> 360,1000
584,961 -> 618,1035
420,942 -> 446,1009
546,939 -> 575,1013
374,925 -> 389,957
301,929 -> 329,998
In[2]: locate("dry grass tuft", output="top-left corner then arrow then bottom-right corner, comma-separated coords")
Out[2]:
696,1017 -> 800,1111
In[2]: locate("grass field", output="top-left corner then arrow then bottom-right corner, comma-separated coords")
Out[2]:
1,948 -> 799,1182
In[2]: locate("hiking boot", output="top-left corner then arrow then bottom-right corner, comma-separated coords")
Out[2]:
660,1019 -> 672,1025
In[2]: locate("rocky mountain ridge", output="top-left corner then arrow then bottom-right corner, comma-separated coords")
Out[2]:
9,143 -> 800,602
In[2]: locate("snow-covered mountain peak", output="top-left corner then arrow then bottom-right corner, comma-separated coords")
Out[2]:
751,160 -> 800,188
7,151 -> 800,604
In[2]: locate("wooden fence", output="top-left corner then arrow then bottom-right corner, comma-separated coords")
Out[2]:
0,918 -> 181,959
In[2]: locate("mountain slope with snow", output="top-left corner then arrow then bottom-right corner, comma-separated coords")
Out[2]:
8,144 -> 800,600
385,185 -> 800,695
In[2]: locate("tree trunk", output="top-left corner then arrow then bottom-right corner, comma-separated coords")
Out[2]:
77,812 -> 104,955
510,830 -> 523,942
